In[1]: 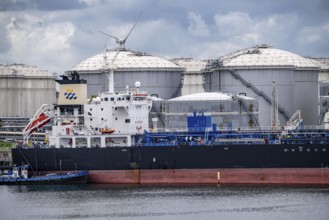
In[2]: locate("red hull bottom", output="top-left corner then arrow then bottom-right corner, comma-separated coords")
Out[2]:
87,168 -> 329,185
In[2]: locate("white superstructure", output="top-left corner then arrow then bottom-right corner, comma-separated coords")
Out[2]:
36,75 -> 152,148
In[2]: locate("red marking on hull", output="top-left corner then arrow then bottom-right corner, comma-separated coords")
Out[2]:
88,170 -> 140,184
87,168 -> 329,185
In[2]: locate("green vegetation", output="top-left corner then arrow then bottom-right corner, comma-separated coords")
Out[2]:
0,142 -> 15,148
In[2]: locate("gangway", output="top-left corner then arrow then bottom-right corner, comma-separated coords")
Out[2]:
286,110 -> 303,130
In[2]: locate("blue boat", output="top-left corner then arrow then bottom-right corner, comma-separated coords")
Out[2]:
0,165 -> 88,185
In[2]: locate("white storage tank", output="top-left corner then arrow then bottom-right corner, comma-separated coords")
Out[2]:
0,64 -> 56,117
205,45 -> 319,127
69,49 -> 183,99
151,92 -> 258,130
171,58 -> 207,96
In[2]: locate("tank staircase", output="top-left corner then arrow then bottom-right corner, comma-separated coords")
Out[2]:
318,108 -> 328,125
232,95 -> 259,128
227,69 -> 291,121
151,102 -> 166,129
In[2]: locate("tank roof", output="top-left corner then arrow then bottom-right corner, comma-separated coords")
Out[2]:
168,92 -> 255,101
171,58 -> 207,73
306,57 -> 329,71
0,64 -> 54,78
71,49 -> 181,71
219,45 -> 319,69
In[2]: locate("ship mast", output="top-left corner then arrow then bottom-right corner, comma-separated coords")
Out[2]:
108,68 -> 115,94
103,50 -> 118,94
271,81 -> 279,129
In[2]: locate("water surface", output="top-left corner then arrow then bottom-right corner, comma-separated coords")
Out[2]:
1,184 -> 328,220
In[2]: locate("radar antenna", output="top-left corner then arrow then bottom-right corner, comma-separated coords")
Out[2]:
98,11 -> 143,49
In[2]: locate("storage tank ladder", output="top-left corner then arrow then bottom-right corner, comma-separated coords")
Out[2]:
227,69 -> 291,121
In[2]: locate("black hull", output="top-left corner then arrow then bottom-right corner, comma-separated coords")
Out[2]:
12,144 -> 329,172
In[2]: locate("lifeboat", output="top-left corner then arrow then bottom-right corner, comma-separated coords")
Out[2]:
24,113 -> 51,135
99,128 -> 115,134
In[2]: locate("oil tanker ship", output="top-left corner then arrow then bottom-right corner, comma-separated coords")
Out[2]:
11,74 -> 329,185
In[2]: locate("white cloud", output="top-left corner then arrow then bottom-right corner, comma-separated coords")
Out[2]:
79,0 -> 101,6
298,22 -> 329,44
0,0 -> 328,74
211,11 -> 299,51
4,12 -> 75,73
188,12 -> 209,37
214,12 -> 253,38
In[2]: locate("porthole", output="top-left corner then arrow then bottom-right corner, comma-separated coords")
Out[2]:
307,149 -> 310,152
323,148 -> 327,152
284,149 -> 288,152
291,149 -> 295,152
315,148 -> 318,152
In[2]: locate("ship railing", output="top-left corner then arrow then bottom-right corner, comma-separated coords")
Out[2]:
302,125 -> 325,130
142,142 -> 176,147
280,139 -> 329,145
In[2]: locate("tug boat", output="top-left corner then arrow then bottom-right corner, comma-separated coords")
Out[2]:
0,165 -> 88,185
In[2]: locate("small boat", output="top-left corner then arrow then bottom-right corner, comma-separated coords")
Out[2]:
99,128 -> 115,134
0,165 -> 88,185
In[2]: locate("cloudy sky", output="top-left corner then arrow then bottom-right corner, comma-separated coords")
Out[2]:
1,0 -> 329,74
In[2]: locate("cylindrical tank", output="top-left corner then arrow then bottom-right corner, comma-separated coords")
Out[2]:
0,64 -> 56,117
205,45 -> 319,127
171,58 -> 207,96
69,49 -> 183,99
151,92 -> 258,130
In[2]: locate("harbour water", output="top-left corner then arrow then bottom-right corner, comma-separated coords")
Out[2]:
1,184 -> 329,220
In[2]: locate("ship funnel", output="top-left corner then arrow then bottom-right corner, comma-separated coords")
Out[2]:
56,73 -> 87,105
